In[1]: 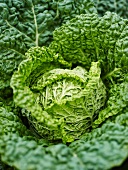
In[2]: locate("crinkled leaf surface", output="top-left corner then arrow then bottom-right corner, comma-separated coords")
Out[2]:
1,8 -> 128,170
0,107 -> 32,137
94,0 -> 128,18
93,75 -> 128,127
50,12 -> 128,76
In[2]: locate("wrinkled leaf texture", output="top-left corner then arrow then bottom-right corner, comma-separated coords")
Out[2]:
94,0 -> 128,18
0,1 -> 128,169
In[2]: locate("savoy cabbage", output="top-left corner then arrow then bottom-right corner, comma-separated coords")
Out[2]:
0,1 -> 128,170
8,11 -> 128,169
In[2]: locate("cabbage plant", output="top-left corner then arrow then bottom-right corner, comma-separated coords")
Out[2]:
0,11 -> 128,170
11,12 -> 128,143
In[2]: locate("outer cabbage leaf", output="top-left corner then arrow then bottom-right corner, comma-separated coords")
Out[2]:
11,46 -> 106,143
115,111 -> 128,126
0,0 -> 97,100
94,0 -> 128,18
93,74 -> 128,127
0,104 -> 51,153
49,12 -> 128,77
0,112 -> 128,170
0,106 -> 32,137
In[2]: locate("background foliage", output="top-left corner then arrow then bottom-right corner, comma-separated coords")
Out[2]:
0,0 -> 128,169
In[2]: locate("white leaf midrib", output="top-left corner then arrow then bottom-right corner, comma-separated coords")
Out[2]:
31,3 -> 39,46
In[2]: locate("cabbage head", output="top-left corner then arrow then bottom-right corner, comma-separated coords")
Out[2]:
11,46 -> 106,143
